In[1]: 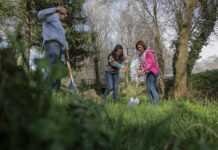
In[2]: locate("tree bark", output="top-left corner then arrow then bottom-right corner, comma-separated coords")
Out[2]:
22,0 -> 31,68
93,46 -> 101,88
174,0 -> 198,99
124,47 -> 131,88
153,0 -> 165,99
125,63 -> 131,88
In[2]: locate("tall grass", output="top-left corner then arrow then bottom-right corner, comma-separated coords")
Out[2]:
1,33 -> 217,150
99,98 -> 218,150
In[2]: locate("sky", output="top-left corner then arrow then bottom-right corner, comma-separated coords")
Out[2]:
198,34 -> 218,61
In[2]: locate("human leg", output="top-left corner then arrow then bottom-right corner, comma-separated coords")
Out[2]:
44,41 -> 62,93
146,73 -> 154,104
112,72 -> 119,101
149,72 -> 160,104
102,71 -> 113,100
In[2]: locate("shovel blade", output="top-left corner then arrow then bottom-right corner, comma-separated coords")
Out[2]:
69,79 -> 79,94
128,97 -> 140,106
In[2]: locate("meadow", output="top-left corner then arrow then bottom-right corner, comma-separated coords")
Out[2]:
53,86 -> 218,150
0,46 -> 217,150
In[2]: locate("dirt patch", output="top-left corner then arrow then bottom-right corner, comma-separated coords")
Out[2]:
82,89 -> 102,101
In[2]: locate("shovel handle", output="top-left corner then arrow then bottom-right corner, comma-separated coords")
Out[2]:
66,61 -> 73,79
133,77 -> 140,99
66,51 -> 73,80
66,51 -> 79,94
66,50 -> 70,60
136,76 -> 140,89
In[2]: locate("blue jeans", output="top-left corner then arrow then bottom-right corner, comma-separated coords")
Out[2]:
44,41 -> 63,93
102,71 -> 119,101
146,72 -> 160,104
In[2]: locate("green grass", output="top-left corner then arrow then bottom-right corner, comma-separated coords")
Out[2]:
165,69 -> 218,100
98,97 -> 218,150
191,69 -> 218,99
49,86 -> 218,150
1,45 -> 217,150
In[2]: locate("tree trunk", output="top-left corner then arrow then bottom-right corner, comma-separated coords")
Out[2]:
124,47 -> 130,88
93,51 -> 101,88
125,63 -> 131,88
153,0 -> 165,99
17,0 -> 31,67
155,34 -> 165,99
24,0 -> 31,68
174,0 -> 198,99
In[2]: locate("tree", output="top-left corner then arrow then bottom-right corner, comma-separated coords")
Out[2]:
0,0 -> 91,70
84,0 -> 163,86
84,0 -> 107,87
173,0 -> 198,99
83,0 -> 114,87
187,0 -> 217,80
172,0 -> 217,99
116,8 -> 138,88
134,0 -> 166,98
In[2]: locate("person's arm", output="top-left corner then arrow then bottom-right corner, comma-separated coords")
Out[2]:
139,52 -> 155,76
121,57 -> 129,64
108,56 -> 122,68
63,41 -> 69,51
121,65 -> 128,71
38,7 -> 57,22
136,65 -> 140,73
143,52 -> 154,71
108,56 -> 128,71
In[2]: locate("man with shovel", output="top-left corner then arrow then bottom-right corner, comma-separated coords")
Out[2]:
38,6 -> 71,93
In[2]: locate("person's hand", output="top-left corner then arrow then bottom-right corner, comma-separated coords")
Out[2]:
124,59 -> 129,64
138,70 -> 144,76
56,6 -> 67,14
136,66 -> 140,73
121,66 -> 128,71
63,41 -> 69,51
56,6 -> 67,20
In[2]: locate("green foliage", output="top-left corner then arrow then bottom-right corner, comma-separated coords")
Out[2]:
0,36 -> 2,43
100,99 -> 218,150
0,0 -> 17,19
172,39 -> 179,78
190,69 -> 218,99
0,34 -> 113,150
1,2 -> 217,150
172,0 -> 218,85
165,69 -> 218,100
78,79 -> 89,92
0,44 -> 51,150
0,0 -> 91,69
0,40 -> 217,149
187,0 -> 218,80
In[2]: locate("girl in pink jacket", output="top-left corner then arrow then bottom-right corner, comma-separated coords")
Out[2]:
136,40 -> 160,104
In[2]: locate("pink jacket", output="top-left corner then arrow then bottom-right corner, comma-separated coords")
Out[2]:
139,50 -> 159,76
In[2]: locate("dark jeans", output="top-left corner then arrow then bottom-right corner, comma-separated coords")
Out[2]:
102,71 -> 119,101
146,72 -> 160,104
44,41 -> 63,93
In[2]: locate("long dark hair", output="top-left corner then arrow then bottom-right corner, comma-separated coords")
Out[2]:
108,44 -> 125,61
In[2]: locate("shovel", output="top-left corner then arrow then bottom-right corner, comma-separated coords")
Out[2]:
128,76 -> 140,106
66,51 -> 79,94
